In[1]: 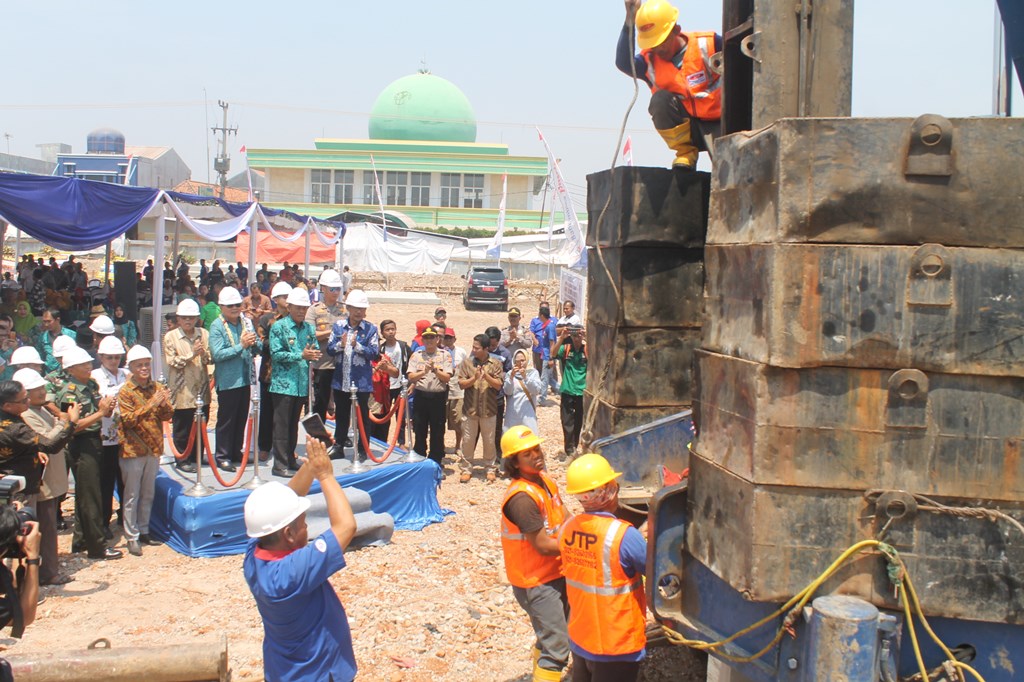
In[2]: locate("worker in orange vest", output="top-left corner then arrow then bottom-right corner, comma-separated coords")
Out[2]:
617,0 -> 722,170
560,454 -> 648,682
499,425 -> 570,682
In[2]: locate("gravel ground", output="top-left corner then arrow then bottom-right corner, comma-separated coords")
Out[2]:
9,280 -> 705,681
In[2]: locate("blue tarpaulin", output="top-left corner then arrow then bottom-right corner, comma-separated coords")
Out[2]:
149,459 -> 452,558
0,174 -> 161,251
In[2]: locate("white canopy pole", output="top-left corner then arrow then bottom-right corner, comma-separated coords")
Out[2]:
248,208 -> 259,287
152,199 -> 167,377
304,222 -> 311,279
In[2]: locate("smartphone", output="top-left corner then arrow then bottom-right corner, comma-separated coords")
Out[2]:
301,413 -> 333,443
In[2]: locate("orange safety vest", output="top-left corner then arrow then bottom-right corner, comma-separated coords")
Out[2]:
560,514 -> 647,657
643,31 -> 722,121
500,473 -> 567,588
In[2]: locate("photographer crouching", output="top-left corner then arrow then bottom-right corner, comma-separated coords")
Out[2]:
0,502 -> 42,637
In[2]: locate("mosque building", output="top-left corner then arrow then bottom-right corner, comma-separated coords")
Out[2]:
246,71 -> 554,231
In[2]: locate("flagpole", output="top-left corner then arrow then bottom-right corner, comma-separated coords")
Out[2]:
369,154 -> 389,287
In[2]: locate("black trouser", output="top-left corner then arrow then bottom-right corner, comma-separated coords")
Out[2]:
649,88 -> 712,150
258,381 -> 274,453
100,444 -> 121,527
333,389 -> 371,455
70,433 -> 106,557
271,393 -> 304,472
370,387 -> 404,445
412,390 -> 447,463
215,386 -> 251,464
560,393 -> 584,453
173,406 -> 210,466
493,395 -> 505,463
312,368 -> 335,421
571,657 -> 640,682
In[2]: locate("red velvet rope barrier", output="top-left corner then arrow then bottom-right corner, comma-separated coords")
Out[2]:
163,420 -> 197,461
202,417 -> 252,487
354,394 -> 405,463
365,395 -> 401,425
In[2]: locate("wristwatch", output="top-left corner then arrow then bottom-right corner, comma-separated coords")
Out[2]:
24,558 -> 40,566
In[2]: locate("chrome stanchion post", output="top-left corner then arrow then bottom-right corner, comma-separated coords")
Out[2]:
157,373 -> 174,466
244,388 -> 266,489
184,392 -> 213,497
348,381 -> 370,473
400,376 -> 424,463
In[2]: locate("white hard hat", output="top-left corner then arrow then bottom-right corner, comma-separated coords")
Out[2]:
62,346 -> 93,370
270,282 -> 293,299
218,287 -> 243,306
52,335 -> 76,359
126,345 -> 152,364
12,368 -> 46,391
9,346 -> 42,366
318,269 -> 343,289
244,481 -> 311,538
285,288 -> 311,307
344,289 -> 370,309
97,336 -> 126,356
89,315 -> 115,335
176,299 -> 200,317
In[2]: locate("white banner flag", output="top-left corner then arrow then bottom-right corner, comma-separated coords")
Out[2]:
369,154 -> 388,242
537,128 -> 586,269
486,173 -> 507,259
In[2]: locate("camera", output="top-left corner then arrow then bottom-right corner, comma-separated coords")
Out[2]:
0,478 -> 34,559
568,325 -> 584,338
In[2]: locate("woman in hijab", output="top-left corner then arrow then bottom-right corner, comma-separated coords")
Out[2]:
112,304 -> 138,349
410,319 -> 431,352
503,348 -> 543,434
13,300 -> 37,341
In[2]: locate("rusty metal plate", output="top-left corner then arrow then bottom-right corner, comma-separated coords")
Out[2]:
586,166 -> 710,248
686,453 -> 1024,624
693,350 -> 1024,502
586,324 -> 699,408
587,247 -> 704,329
709,117 -> 1024,246
703,243 -> 1024,376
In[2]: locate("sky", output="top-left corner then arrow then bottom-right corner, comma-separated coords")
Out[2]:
2,1 -> 1019,213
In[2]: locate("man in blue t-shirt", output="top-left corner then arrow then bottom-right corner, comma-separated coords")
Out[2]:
243,438 -> 358,682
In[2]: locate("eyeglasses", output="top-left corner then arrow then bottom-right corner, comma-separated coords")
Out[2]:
223,303 -> 241,309
325,287 -> 341,293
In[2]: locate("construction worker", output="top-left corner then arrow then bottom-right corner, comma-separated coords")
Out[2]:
617,0 -> 722,170
561,454 -> 648,682
499,425 -> 570,682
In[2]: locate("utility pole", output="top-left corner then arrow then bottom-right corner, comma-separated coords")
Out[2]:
3,133 -> 11,158
211,100 -> 237,199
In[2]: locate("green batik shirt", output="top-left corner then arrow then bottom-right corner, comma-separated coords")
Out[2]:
53,376 -> 103,434
269,317 -> 316,397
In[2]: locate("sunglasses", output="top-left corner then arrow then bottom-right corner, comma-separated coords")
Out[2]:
325,287 -> 341,293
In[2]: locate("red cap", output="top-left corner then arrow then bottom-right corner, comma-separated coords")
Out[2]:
445,328 -> 456,337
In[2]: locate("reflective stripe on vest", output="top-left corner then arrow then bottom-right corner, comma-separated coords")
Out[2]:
500,473 -> 566,588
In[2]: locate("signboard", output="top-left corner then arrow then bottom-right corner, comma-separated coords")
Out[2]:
559,266 -> 587,322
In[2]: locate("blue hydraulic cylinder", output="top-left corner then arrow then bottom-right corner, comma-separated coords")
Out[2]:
805,595 -> 881,681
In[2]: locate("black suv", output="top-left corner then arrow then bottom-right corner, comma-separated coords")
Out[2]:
463,266 -> 509,309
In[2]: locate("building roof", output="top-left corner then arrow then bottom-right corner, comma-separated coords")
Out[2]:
172,179 -> 251,203
369,72 -> 476,143
124,146 -> 172,160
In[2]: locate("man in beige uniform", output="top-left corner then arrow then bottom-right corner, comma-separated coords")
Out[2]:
163,299 -> 212,474
305,269 -> 346,425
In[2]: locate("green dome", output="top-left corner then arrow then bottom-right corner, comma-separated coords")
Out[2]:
369,72 -> 477,143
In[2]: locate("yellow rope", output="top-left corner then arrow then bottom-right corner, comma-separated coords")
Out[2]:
659,540 -> 989,681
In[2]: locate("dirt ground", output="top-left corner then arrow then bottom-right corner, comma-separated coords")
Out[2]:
10,277 -> 706,681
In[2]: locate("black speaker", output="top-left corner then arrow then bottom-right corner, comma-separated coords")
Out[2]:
114,261 -> 138,321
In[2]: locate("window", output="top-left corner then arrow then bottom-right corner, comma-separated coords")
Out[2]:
362,170 -> 381,205
463,173 -> 484,208
410,172 -> 430,206
440,173 -> 461,208
385,171 -> 408,206
311,169 -> 331,203
333,170 -> 354,204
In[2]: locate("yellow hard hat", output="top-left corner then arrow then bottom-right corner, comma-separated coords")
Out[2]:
501,425 -> 543,459
636,0 -> 680,50
565,453 -> 623,495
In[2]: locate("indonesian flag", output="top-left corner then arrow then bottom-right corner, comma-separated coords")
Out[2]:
622,136 -> 634,167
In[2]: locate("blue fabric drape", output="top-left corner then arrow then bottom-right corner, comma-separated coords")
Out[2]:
0,174 -> 160,250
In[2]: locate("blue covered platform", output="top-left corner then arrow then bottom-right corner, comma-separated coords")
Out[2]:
148,436 -> 450,558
